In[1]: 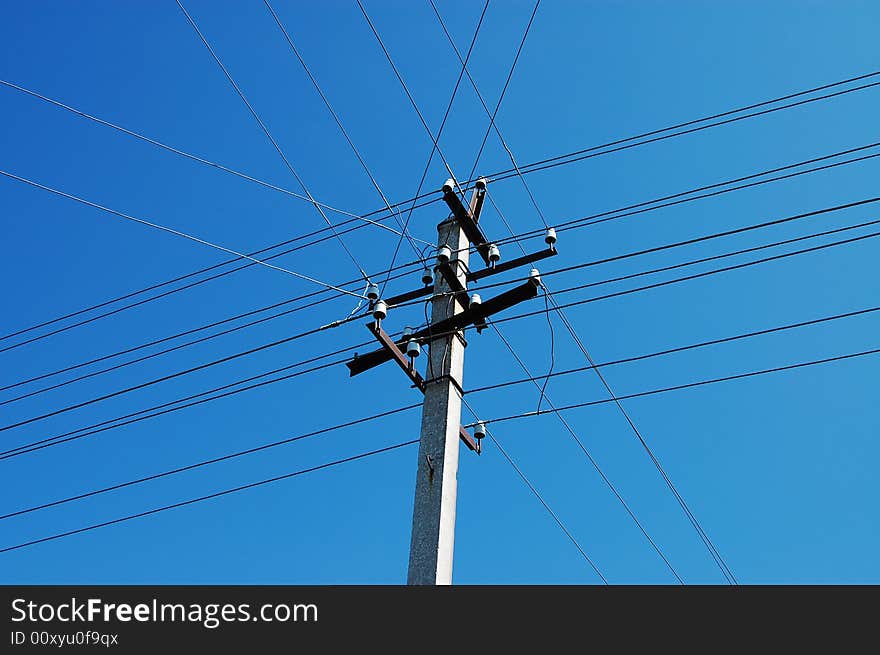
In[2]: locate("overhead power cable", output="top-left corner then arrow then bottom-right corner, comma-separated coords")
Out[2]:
0,182 -> 878,404
547,293 -> 737,584
0,440 -> 418,555
430,0 -> 549,229
485,78 -> 880,184
490,321 -> 684,583
0,350 -> 369,460
489,223 -> 880,328
411,196 -> 880,305
378,0 -> 490,294
460,396 -> 607,583
0,403 -> 420,520
465,0 -> 541,184
263,0 -> 422,262
175,0 -> 372,283
355,0 -> 462,193
2,68 -> 875,292
5,125 -> 877,348
472,347 -> 880,428
0,169 -> 363,298
0,311 -> 367,434
0,78 -> 367,220
472,305 -> 880,395
7,207 -> 877,438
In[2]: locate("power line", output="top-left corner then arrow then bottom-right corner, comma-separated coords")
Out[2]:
460,397 -> 607,583
355,0 -> 461,191
175,0 -> 372,284
0,403 -> 420,520
413,196 -> 880,304
0,260 -> 423,396
473,346 -> 880,427
490,223 -> 880,327
0,221 -> 425,356
263,0 -> 423,262
0,312 -> 365,434
9,167 -> 868,392
429,0 -> 549,229
486,79 -> 880,184
471,305 -> 880,395
0,78 -> 371,219
546,293 -> 738,584
2,67 -> 875,298
378,0 -> 490,295
491,143 -> 880,248
465,0 -> 541,184
0,352 -> 365,461
0,168 -> 366,299
6,125 -> 876,350
9,208 -> 877,439
0,440 -> 419,555
490,321 -> 684,583
0,210 -> 426,347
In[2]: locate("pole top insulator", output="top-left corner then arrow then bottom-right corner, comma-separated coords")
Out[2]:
372,299 -> 388,321
487,243 -> 501,267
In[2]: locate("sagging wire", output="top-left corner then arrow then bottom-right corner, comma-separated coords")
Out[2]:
536,284 -> 555,412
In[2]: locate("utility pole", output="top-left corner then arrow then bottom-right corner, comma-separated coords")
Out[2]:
407,213 -> 469,585
346,177 -> 557,585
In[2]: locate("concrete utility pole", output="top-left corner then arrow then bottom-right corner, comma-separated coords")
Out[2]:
407,216 -> 469,585
345,177 -> 556,585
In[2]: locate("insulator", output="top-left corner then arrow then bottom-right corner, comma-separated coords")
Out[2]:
487,243 -> 501,265
437,246 -> 451,264
421,267 -> 433,285
442,178 -> 456,194
469,293 -> 482,308
366,283 -> 380,301
402,327 -> 413,338
372,299 -> 388,321
544,227 -> 557,246
528,268 -> 542,287
474,421 -> 486,441
406,339 -> 421,359
475,177 -> 488,190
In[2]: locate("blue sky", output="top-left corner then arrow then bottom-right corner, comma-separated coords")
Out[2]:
1,0 -> 879,584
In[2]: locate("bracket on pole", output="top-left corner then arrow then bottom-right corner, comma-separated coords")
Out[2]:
442,180 -> 491,266
355,321 -> 477,452
384,246 -> 557,308
347,278 -> 540,377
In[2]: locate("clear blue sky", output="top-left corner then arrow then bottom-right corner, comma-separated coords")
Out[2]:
1,0 -> 879,584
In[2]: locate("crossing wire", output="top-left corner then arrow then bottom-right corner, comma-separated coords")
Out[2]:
263,0 -> 423,263
0,169 -> 363,300
175,0 -> 372,284
378,0 -> 490,295
490,321 -> 684,583
4,112 -> 877,347
5,208 -> 878,443
460,396 -> 608,583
